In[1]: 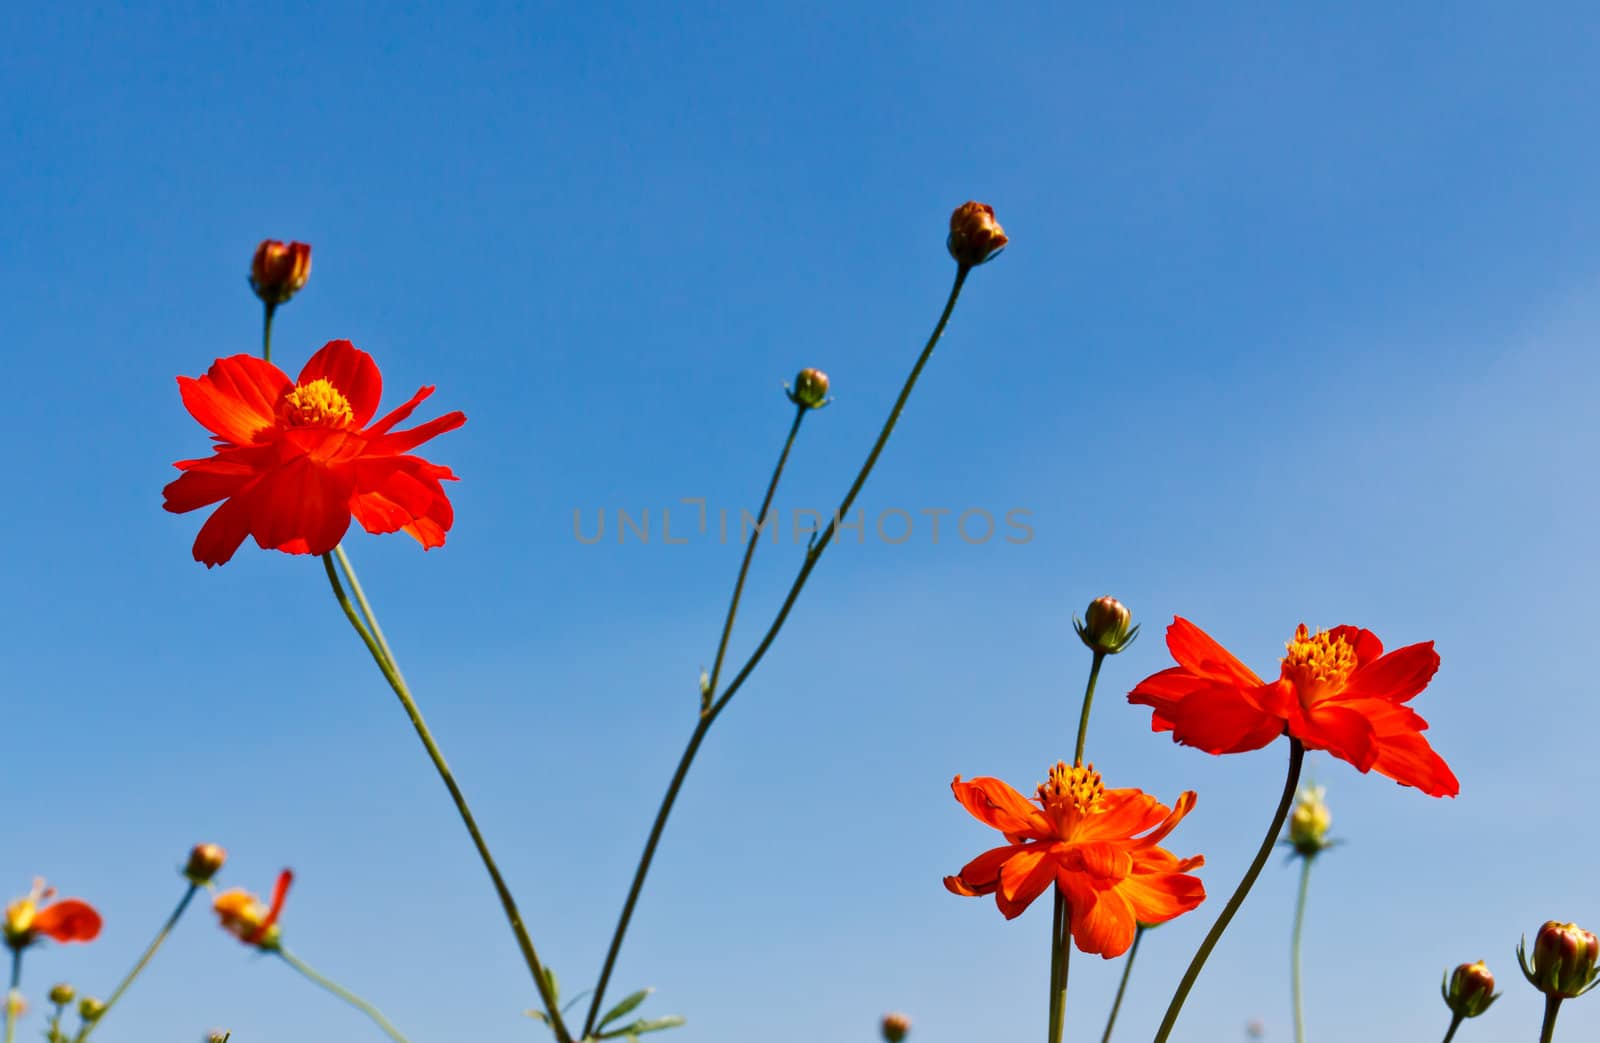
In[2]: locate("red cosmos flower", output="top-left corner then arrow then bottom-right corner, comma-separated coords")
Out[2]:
1128,618 -> 1458,797
163,340 -> 466,567
213,869 -> 293,949
943,762 -> 1205,958
3,879 -> 102,950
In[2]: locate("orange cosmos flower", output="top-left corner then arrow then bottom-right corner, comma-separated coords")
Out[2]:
1128,618 -> 1458,797
213,869 -> 292,949
2,879 -> 101,950
943,762 -> 1204,958
163,340 -> 466,567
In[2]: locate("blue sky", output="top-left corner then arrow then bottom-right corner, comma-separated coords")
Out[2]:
3,3 -> 1598,1041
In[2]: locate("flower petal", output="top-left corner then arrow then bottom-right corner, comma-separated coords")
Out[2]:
246,455 -> 356,556
366,385 -> 436,435
1293,703 -> 1379,772
192,495 -> 255,567
298,341 -> 382,427
350,456 -> 457,550
995,848 -> 1055,919
1063,879 -> 1136,958
1150,681 -> 1283,755
1339,641 -> 1440,705
1133,790 -> 1198,850
1119,864 -> 1207,926
369,410 -> 467,456
178,355 -> 291,445
32,900 -> 102,944
951,776 -> 1052,839
1166,617 -> 1265,686
944,844 -> 1020,897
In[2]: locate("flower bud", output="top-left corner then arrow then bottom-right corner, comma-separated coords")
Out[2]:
206,1032 -> 232,1043
1074,596 -> 1139,655
6,992 -> 25,1018
249,240 -> 312,305
880,1012 -> 911,1043
1287,785 -> 1333,857
1520,921 -> 1600,999
184,843 -> 227,885
47,983 -> 74,1006
787,368 -> 831,410
947,202 -> 1007,267
78,997 -> 105,1022
1442,960 -> 1498,1018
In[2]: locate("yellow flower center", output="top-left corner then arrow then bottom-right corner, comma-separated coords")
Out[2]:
1281,624 -> 1357,705
1038,761 -> 1105,815
280,378 -> 354,428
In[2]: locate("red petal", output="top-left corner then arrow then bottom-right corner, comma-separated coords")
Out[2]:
246,456 -> 355,556
1166,617 -> 1265,686
1328,625 -> 1384,666
179,356 -> 291,445
1156,682 -> 1283,755
350,456 -> 457,549
192,495 -> 255,567
369,411 -> 467,456
32,900 -> 102,943
298,341 -> 382,427
1360,701 -> 1460,797
950,776 -> 1052,839
366,386 -> 436,435
1340,641 -> 1440,704
1293,703 -> 1379,772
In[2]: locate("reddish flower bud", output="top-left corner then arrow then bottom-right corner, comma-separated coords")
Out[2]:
947,202 -> 1007,267
1074,596 -> 1139,655
880,1012 -> 911,1043
788,368 -> 831,410
250,240 -> 312,305
1520,921 -> 1600,999
184,843 -> 227,885
1442,960 -> 1498,1018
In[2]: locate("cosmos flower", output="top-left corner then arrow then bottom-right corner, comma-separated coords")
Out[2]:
164,340 -> 466,567
943,761 -> 1204,958
2,879 -> 101,950
1128,619 -> 1458,798
213,870 -> 293,949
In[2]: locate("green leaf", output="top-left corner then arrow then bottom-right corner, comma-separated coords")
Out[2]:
598,988 -> 653,1028
541,966 -> 560,1005
525,1009 -> 550,1025
598,1015 -> 686,1039
561,989 -> 595,1015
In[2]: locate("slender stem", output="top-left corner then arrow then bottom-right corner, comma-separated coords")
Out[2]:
1291,856 -> 1314,1043
1048,893 -> 1064,1043
321,552 -> 570,1042
78,884 -> 198,1040
1100,925 -> 1144,1043
1073,651 -> 1106,766
582,265 -> 972,1035
262,301 -> 277,363
278,947 -> 410,1043
49,1005 -> 63,1043
6,948 -> 21,1043
1151,739 -> 1305,1043
1440,1011 -> 1463,1043
1540,995 -> 1562,1043
581,406 -> 806,1038
334,545 -> 401,672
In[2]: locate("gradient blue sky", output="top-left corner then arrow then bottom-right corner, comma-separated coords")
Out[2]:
4,4 -> 1598,1042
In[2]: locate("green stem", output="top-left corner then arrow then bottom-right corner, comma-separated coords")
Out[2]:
49,1005 -> 62,1043
262,301 -> 277,363
278,947 -> 410,1043
321,552 -> 570,1042
1440,1011 -> 1463,1043
581,406 -> 808,1038
1151,739 -> 1305,1043
1100,925 -> 1144,1043
1046,890 -> 1071,1043
1540,995 -> 1562,1043
6,948 -> 21,1043
1072,651 -> 1106,766
582,265 -> 972,1034
78,884 -> 197,1040
1291,856 -> 1314,1043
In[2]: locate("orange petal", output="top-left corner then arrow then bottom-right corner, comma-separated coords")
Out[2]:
1294,703 -> 1379,772
1063,879 -> 1137,959
995,848 -> 1055,920
946,844 -> 1022,897
32,900 -> 101,944
950,777 -> 1051,839
1134,790 -> 1199,849
1118,866 -> 1207,926
1340,641 -> 1440,705
1165,618 -> 1265,687
1157,682 -> 1282,755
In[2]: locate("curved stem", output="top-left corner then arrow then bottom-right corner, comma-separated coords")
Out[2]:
1440,1011 -> 1463,1043
1540,995 -> 1562,1043
78,884 -> 198,1040
1291,856 -> 1313,1043
321,552 -> 570,1042
262,301 -> 277,363
278,947 -> 410,1043
1073,651 -> 1106,766
1152,739 -> 1305,1043
1100,925 -> 1144,1043
582,265 -> 972,1035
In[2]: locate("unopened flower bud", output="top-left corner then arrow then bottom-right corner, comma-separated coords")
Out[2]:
47,983 -> 74,1006
78,997 -> 105,1022
206,1032 -> 232,1043
947,202 -> 1007,267
1520,921 -> 1600,998
249,240 -> 312,305
184,843 -> 227,885
1442,960 -> 1498,1018
1074,596 -> 1139,655
6,992 -> 24,1018
880,1012 -> 911,1043
787,368 -> 831,410
1287,785 -> 1333,857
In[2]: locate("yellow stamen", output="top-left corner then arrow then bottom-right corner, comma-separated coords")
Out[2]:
280,378 -> 354,428
1038,760 -> 1105,814
1281,624 -> 1357,704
